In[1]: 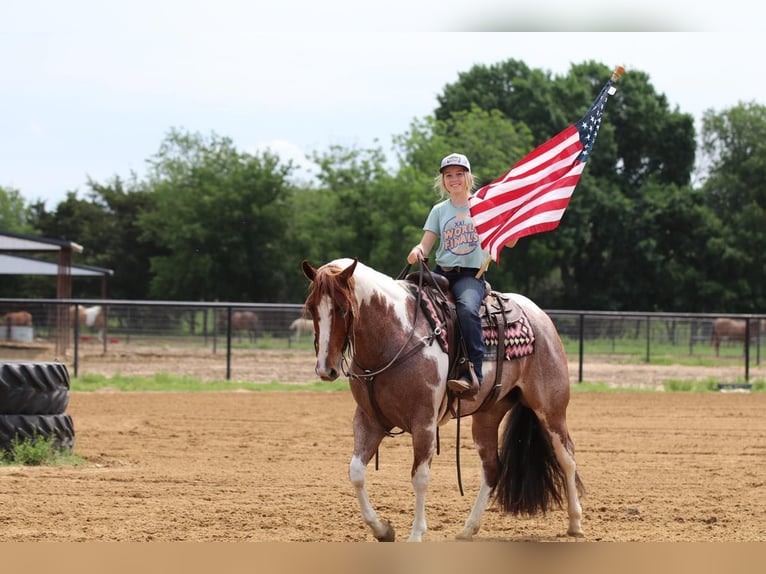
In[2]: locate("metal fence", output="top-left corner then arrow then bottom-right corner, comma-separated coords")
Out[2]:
1,298 -> 764,383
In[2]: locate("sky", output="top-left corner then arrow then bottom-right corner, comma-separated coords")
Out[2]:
2,0 -> 764,207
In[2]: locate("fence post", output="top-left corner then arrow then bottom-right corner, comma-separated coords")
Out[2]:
745,318 -> 750,382
226,306 -> 232,380
578,313 -> 584,383
645,315 -> 651,363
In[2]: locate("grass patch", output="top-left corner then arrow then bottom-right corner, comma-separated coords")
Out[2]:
72,373 -> 765,394
0,435 -> 85,467
570,381 -> 652,392
72,372 -> 347,392
662,378 -> 721,392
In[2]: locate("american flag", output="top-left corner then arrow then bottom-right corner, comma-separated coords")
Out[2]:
469,69 -> 622,263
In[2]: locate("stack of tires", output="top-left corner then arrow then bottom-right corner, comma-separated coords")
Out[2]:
0,362 -> 75,454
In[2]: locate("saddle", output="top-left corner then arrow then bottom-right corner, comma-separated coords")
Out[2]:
403,267 -> 535,387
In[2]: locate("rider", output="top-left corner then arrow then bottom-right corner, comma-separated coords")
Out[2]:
406,153 -> 516,396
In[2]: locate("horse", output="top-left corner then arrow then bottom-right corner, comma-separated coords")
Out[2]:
711,317 -> 766,356
69,305 -> 105,342
2,311 -> 33,327
302,257 -> 583,542
289,317 -> 314,340
2,311 -> 33,341
217,310 -> 260,342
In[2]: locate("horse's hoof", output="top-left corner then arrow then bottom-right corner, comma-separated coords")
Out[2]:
375,520 -> 395,542
455,531 -> 474,541
567,528 -> 585,538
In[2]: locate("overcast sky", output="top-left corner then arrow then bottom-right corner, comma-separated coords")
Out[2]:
2,1 -> 764,207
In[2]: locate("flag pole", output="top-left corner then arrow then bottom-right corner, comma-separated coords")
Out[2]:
475,256 -> 491,279
474,67 -> 624,281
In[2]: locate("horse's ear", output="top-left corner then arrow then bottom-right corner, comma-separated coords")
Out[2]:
339,258 -> 357,282
302,260 -> 317,281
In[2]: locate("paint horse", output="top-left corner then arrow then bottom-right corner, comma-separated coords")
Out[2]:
302,257 -> 583,542
69,305 -> 105,342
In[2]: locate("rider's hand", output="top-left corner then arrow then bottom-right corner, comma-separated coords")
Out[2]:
407,246 -> 424,265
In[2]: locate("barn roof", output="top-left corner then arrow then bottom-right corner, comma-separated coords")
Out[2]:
0,230 -> 84,253
0,253 -> 113,277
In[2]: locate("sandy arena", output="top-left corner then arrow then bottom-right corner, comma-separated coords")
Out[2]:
0,348 -> 764,542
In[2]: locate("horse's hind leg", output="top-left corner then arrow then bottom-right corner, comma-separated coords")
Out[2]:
456,410 -> 506,540
349,409 -> 395,541
546,417 -> 584,537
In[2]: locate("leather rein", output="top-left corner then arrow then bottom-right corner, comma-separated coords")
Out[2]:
340,259 -> 445,437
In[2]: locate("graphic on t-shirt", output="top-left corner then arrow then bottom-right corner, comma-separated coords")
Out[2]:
442,213 -> 479,255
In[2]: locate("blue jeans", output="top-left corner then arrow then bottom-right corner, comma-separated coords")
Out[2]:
439,269 -> 485,382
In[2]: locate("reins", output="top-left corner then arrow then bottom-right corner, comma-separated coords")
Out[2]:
339,259 -> 433,438
351,258 -> 469,495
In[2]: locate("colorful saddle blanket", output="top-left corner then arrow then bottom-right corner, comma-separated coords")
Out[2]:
481,292 -> 535,361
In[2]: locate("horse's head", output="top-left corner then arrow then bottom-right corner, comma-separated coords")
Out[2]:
302,258 -> 358,381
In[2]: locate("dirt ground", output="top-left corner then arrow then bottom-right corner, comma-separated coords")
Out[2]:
0,348 -> 765,542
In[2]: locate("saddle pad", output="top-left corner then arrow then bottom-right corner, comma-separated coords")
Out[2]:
481,294 -> 535,361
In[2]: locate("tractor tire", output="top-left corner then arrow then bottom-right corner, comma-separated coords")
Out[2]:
0,413 -> 75,453
0,362 -> 70,415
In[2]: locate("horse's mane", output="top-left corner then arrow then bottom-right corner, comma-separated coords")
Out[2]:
303,262 -> 359,319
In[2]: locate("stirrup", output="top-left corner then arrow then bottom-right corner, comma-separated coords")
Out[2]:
447,374 -> 474,393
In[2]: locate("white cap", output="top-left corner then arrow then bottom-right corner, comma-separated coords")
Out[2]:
440,153 -> 471,173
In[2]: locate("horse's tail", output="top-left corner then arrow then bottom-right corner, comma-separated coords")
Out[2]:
492,402 -> 568,515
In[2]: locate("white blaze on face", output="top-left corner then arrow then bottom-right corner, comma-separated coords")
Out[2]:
315,295 -> 335,374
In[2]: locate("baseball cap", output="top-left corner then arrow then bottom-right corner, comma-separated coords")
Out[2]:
440,153 -> 471,173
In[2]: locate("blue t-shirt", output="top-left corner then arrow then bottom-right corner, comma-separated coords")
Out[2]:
424,199 -> 489,269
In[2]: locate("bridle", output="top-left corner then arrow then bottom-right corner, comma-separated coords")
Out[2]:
311,260 -> 437,437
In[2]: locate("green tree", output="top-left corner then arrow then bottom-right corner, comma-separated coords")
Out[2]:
699,102 -> 766,312
0,186 -> 33,233
139,128 -> 296,302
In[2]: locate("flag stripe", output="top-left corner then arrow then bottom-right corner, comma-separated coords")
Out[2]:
469,79 -> 615,262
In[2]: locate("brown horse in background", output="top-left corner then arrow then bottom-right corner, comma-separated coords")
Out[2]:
217,310 -> 260,342
711,317 -> 766,356
2,311 -> 33,340
302,257 -> 583,542
2,311 -> 32,327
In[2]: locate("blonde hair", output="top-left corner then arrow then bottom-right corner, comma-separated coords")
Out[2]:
433,170 -> 476,199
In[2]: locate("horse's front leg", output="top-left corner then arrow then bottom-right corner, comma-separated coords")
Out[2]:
349,408 -> 394,541
408,422 -> 438,542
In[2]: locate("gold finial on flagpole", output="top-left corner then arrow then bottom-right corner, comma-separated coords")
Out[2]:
611,65 -> 625,82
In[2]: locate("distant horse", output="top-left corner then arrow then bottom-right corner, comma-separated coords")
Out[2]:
289,317 -> 314,340
2,311 -> 33,340
69,305 -> 105,342
217,311 -> 260,342
302,257 -> 583,542
2,311 -> 32,327
711,317 -> 766,356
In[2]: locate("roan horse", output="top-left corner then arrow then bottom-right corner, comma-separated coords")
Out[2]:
302,257 -> 583,542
